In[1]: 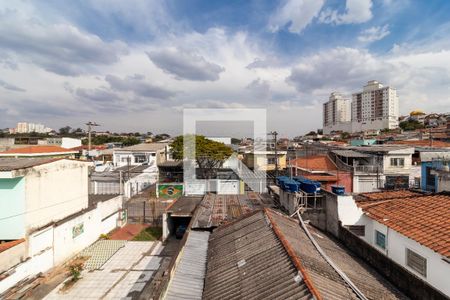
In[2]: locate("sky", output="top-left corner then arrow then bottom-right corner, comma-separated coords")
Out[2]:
1,0 -> 450,138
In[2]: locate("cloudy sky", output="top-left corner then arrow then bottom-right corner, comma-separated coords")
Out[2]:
1,0 -> 450,137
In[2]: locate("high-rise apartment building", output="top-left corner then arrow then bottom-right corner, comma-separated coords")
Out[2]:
322,92 -> 352,134
15,122 -> 49,134
351,80 -> 399,132
322,81 -> 399,134
16,122 -> 28,133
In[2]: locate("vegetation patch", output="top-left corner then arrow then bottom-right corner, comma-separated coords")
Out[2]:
132,227 -> 162,241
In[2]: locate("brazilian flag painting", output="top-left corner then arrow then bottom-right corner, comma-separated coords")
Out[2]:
158,184 -> 183,199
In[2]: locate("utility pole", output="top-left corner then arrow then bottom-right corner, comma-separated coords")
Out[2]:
268,131 -> 279,178
85,121 -> 100,158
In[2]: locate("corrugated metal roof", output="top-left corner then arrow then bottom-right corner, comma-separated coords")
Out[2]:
190,193 -> 263,229
165,231 -> 210,300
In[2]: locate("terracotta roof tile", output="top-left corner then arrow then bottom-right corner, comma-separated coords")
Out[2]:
0,145 -> 78,154
362,192 -> 450,257
290,155 -> 337,172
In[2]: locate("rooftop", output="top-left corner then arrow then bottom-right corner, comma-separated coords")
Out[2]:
114,143 -> 168,152
0,145 -> 78,156
0,157 -> 62,171
389,140 -> 450,148
203,209 -> 405,299
348,145 -> 414,154
361,192 -> 450,257
165,196 -> 203,217
290,155 -> 337,172
190,192 -> 263,229
332,149 -> 372,158
355,190 -> 425,208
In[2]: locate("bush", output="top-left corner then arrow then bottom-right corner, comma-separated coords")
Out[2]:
68,262 -> 83,281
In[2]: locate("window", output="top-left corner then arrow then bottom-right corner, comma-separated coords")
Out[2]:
375,230 -> 386,249
134,155 -> 146,163
267,157 -> 277,164
406,248 -> 427,277
390,158 -> 405,167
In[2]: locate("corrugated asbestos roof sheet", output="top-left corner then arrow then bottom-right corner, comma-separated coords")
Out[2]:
0,157 -> 62,171
332,149 -> 371,158
203,209 -> 406,300
190,193 -> 263,229
165,231 -> 210,300
203,211 -> 312,300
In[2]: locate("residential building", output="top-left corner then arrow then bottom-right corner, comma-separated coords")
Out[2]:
331,145 -> 415,192
15,122 -> 49,134
341,191 -> 450,296
289,155 -> 353,192
351,80 -> 399,132
323,92 -> 352,134
43,137 -> 82,149
420,151 -> 450,192
16,122 -> 28,134
0,158 -> 124,294
242,150 -> 287,171
0,145 -> 79,158
112,143 -> 169,167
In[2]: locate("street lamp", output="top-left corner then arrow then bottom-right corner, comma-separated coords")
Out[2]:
85,121 -> 100,157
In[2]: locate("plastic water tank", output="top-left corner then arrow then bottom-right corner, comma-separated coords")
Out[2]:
331,185 -> 345,195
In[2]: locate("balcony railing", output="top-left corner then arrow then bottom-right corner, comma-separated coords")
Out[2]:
354,165 -> 383,173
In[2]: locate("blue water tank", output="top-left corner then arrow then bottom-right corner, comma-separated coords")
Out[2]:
293,176 -> 321,193
331,185 -> 345,195
276,176 -> 289,185
283,179 -> 300,192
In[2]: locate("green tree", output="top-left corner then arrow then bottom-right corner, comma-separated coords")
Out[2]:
171,135 -> 233,179
59,126 -> 72,135
399,120 -> 424,131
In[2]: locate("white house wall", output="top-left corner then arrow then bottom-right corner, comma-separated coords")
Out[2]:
354,216 -> 449,295
0,195 -> 124,295
22,160 -> 89,233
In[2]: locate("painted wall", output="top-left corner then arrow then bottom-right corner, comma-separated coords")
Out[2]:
23,160 -> 89,233
0,195 -> 124,294
0,177 -> 26,239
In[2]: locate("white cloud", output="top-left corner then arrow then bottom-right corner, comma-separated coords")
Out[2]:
319,0 -> 372,25
0,7 -> 128,76
358,25 -> 390,43
268,0 -> 325,34
146,48 -> 225,81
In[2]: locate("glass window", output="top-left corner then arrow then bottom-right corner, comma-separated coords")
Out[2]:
375,230 -> 386,249
134,155 -> 146,163
390,158 -> 405,167
406,248 -> 427,277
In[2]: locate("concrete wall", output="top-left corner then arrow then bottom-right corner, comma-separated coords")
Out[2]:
22,160 -> 89,233
0,195 -> 124,294
0,240 -> 27,273
0,177 -> 26,239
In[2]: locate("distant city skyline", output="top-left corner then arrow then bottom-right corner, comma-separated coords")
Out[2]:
1,1 -> 450,137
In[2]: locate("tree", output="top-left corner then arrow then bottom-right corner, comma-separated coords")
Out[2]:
59,126 -> 72,135
399,120 -> 424,131
171,135 -> 233,179
231,137 -> 241,145
154,133 -> 171,142
340,132 -> 351,140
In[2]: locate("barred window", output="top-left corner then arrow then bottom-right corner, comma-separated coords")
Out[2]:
375,230 -> 386,249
